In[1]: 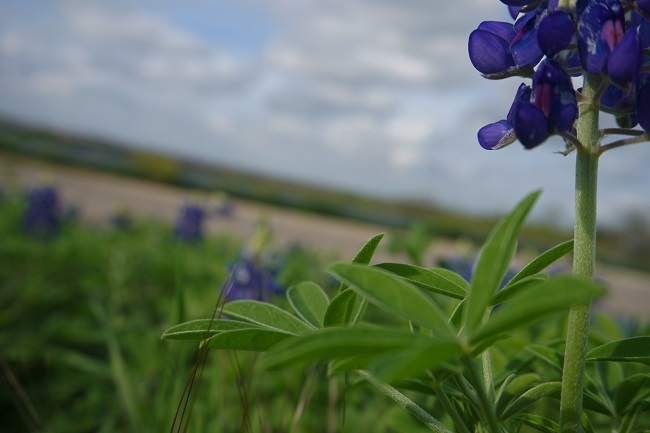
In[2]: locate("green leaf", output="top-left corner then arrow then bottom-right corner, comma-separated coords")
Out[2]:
492,274 -> 549,305
464,190 -> 540,335
367,339 -> 460,382
506,240 -> 574,286
619,401 -> 645,433
526,345 -> 564,374
204,328 -> 294,351
587,336 -> 650,363
515,414 -> 559,433
495,373 -> 541,416
287,282 -> 329,328
501,382 -> 561,420
615,373 -> 650,414
222,300 -> 312,335
374,263 -> 468,299
263,327 -> 442,369
328,262 -> 453,336
471,276 -> 606,345
161,319 -> 261,340
323,289 -> 364,327
332,233 -> 385,326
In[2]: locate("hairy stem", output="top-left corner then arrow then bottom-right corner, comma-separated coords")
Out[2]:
560,73 -> 601,433
355,370 -> 452,433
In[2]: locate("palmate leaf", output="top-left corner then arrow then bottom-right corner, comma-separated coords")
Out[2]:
161,319 -> 261,340
203,328 -> 294,351
287,281 -> 329,328
222,300 -> 312,335
328,262 -> 454,337
587,336 -> 650,363
374,263 -> 468,300
470,276 -> 606,345
464,190 -> 541,335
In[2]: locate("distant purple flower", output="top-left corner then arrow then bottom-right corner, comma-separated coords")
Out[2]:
111,213 -> 133,231
23,186 -> 61,237
174,203 -> 206,242
226,259 -> 283,301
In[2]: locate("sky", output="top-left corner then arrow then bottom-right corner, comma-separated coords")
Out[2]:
0,0 -> 648,229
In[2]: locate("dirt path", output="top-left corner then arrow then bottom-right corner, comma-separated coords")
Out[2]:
2,153 -> 648,318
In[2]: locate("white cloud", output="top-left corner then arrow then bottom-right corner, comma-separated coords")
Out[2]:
0,0 -> 647,229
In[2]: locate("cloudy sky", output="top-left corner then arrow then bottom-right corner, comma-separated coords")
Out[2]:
1,0 -> 648,229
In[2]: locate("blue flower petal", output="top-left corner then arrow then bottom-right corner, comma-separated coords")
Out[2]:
637,74 -> 650,131
608,29 -> 642,85
478,21 -> 516,42
511,9 -> 545,67
512,102 -> 550,148
577,0 -> 625,74
538,11 -> 575,57
638,0 -> 650,14
508,5 -> 521,20
639,17 -> 650,48
469,29 -> 515,74
478,120 -> 517,150
533,60 -> 578,133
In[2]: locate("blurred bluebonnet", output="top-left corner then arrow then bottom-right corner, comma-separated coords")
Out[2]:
111,209 -> 133,231
226,258 -> 283,301
470,0 -> 650,150
23,186 -> 61,237
438,256 -> 517,289
174,203 -> 206,242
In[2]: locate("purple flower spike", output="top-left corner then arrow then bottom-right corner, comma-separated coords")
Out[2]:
577,0 -> 625,74
469,25 -> 516,75
607,29 -> 642,86
24,186 -> 62,237
174,203 -> 206,242
638,74 -> 650,131
478,120 -> 517,150
538,11 -> 575,57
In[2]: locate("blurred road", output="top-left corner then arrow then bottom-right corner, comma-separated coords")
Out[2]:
1,153 -> 648,318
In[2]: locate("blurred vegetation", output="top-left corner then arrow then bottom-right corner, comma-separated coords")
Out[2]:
1,117 -> 649,273
3,193 -> 402,433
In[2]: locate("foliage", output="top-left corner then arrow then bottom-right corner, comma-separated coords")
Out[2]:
0,194 -> 351,433
166,191 -> 650,432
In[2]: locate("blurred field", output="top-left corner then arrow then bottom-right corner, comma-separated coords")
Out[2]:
1,152 -> 649,319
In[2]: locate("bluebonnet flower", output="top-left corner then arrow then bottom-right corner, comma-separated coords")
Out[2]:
23,186 -> 61,237
471,0 -> 650,150
174,203 -> 206,242
226,258 -> 283,301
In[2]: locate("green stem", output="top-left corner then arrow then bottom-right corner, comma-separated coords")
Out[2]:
431,376 -> 472,433
462,355 -> 500,433
560,73 -> 601,433
355,370 -> 452,433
